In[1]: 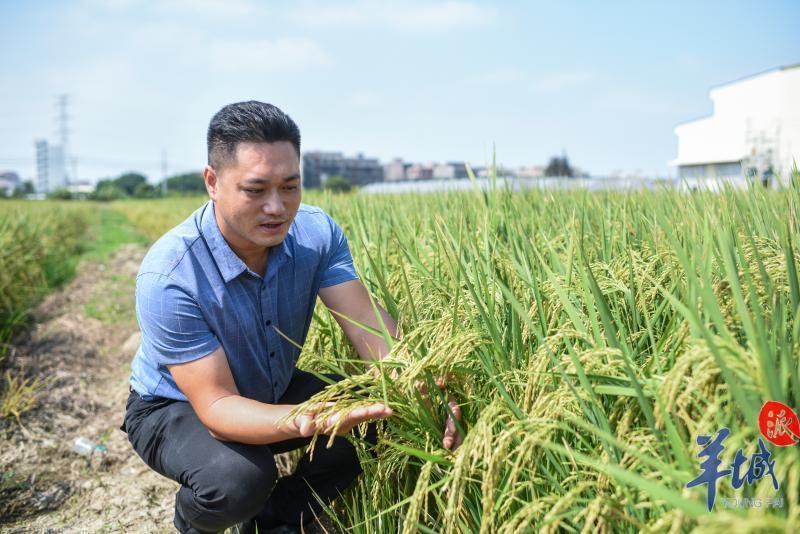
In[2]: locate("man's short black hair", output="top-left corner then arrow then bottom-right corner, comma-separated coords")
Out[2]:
207,101 -> 301,170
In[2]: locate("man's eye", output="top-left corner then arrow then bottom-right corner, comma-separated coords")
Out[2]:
244,189 -> 262,194
283,186 -> 298,191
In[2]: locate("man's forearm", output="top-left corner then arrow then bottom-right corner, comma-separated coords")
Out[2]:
352,304 -> 398,362
199,395 -> 300,444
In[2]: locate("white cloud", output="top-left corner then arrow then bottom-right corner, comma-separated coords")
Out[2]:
207,38 -> 333,73
291,0 -> 495,31
532,71 -> 595,93
160,0 -> 259,18
84,0 -> 260,18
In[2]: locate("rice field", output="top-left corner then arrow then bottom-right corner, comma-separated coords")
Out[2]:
0,201 -> 93,347
3,172 -> 799,531
113,174 -> 800,532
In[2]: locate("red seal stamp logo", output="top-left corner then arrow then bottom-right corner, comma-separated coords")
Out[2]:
758,401 -> 800,447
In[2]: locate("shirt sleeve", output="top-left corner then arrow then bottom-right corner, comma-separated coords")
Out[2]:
135,272 -> 221,366
319,214 -> 360,288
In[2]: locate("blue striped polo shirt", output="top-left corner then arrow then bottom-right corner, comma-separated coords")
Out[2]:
129,200 -> 359,403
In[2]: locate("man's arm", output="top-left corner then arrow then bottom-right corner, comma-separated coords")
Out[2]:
168,346 -> 300,444
318,279 -> 398,362
168,345 -> 392,444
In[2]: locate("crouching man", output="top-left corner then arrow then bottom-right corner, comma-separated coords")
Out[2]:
119,101 -> 402,533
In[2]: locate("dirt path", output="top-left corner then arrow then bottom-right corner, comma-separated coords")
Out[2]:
1,244 -> 177,532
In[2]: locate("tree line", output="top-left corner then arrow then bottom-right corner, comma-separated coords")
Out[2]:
47,171 -> 207,200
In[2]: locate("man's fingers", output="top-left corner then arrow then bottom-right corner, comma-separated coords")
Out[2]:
443,412 -> 456,450
443,397 -> 462,450
319,403 -> 393,434
295,414 -> 316,437
448,397 -> 461,421
347,403 -> 393,423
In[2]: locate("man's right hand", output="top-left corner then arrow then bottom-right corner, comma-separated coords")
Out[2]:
293,402 -> 393,437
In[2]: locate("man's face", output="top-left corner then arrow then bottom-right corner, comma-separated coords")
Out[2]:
204,141 -> 301,254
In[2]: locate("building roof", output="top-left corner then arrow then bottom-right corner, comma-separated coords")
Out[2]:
709,62 -> 800,91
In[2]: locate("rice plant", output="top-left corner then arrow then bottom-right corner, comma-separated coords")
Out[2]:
0,201 -> 92,346
0,200 -> 93,420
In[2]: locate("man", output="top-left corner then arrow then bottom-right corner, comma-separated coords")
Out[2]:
121,101 -> 460,534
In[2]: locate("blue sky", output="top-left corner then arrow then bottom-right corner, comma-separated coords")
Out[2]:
1,0 -> 798,182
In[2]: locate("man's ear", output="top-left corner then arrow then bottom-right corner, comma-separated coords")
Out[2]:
204,165 -> 218,201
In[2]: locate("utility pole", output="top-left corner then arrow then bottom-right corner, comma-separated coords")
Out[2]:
57,94 -> 70,185
161,148 -> 168,196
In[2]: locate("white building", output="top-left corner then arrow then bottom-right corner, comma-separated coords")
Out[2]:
384,158 -> 407,181
35,139 -> 68,193
671,64 -> 800,188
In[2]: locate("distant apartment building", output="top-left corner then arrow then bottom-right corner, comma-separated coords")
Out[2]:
302,151 -> 384,188
384,159 -> 469,181
406,163 -> 434,180
671,64 -> 800,187
433,162 -> 469,179
384,158 -> 407,181
35,139 -> 68,193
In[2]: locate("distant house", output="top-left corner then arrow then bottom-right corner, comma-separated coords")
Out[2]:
671,64 -> 800,188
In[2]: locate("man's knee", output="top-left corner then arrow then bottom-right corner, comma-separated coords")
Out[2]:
185,446 -> 279,530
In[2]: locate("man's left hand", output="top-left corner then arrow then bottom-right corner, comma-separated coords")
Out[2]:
418,375 -> 462,451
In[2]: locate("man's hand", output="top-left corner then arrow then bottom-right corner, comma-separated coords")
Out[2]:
293,402 -> 393,437
418,375 -> 463,451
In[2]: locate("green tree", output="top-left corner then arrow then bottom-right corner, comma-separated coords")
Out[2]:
324,175 -> 352,193
114,172 -> 147,195
47,188 -> 73,200
133,182 -> 157,198
90,184 -> 127,201
160,172 -> 206,195
544,154 -> 574,178
12,180 -> 35,198
94,172 -> 147,196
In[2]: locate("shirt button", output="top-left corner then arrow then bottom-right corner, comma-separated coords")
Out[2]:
265,319 -> 272,326
273,381 -> 277,387
270,351 -> 275,358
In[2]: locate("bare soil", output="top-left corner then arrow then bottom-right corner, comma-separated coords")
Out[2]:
0,244 -> 333,534
0,245 -> 176,532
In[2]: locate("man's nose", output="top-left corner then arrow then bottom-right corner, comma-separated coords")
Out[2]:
262,190 -> 286,216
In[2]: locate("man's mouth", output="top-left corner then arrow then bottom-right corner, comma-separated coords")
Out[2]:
258,221 -> 285,233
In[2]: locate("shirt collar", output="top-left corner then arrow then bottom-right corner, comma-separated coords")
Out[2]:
200,200 -> 293,284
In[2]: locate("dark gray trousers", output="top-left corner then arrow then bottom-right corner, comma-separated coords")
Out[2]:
121,370 -> 376,533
